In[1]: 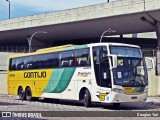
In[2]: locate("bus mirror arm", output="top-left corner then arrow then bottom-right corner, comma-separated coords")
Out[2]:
99,57 -> 108,63
111,55 -> 117,68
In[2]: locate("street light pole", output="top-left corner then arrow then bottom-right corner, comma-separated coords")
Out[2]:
6,0 -> 10,19
28,31 -> 47,53
100,28 -> 116,43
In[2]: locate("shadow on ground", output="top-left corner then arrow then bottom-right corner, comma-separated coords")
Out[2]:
0,102 -> 25,106
32,98 -> 160,110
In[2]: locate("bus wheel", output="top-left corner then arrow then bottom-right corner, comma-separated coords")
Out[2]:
25,87 -> 32,101
18,87 -> 25,100
83,89 -> 91,107
112,103 -> 121,108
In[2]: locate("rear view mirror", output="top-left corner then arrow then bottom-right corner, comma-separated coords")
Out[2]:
111,55 -> 117,68
145,57 -> 155,70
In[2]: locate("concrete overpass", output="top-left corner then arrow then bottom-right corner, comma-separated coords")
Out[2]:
0,0 -> 160,47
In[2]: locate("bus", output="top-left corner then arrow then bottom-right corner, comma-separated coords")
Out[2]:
8,43 -> 148,107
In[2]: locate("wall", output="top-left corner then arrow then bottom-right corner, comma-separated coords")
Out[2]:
148,69 -> 160,96
0,72 -> 7,94
146,57 -> 160,96
0,52 -> 13,94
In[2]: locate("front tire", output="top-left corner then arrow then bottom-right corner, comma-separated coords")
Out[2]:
83,89 -> 91,107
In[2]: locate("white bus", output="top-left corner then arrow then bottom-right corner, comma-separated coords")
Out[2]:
8,43 -> 148,107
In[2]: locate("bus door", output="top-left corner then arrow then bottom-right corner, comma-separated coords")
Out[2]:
92,46 -> 111,101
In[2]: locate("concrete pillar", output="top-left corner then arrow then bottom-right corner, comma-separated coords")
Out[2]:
156,51 -> 160,75
156,22 -> 160,75
156,22 -> 160,49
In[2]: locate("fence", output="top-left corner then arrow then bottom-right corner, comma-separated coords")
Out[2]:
0,46 -> 40,53
142,48 -> 157,57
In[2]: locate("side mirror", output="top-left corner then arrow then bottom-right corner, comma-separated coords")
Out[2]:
145,57 -> 155,70
111,55 -> 117,68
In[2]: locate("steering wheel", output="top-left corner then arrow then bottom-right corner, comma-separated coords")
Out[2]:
127,79 -> 135,86
127,78 -> 143,86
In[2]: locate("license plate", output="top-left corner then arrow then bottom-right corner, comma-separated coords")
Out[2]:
131,96 -> 137,99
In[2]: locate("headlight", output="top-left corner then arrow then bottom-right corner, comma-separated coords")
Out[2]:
112,88 -> 124,93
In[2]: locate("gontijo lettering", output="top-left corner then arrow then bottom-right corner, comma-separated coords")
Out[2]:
24,71 -> 46,78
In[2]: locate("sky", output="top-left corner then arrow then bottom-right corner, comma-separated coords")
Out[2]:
0,0 -> 117,20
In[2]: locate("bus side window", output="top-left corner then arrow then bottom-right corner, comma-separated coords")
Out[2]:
39,54 -> 48,68
25,56 -> 33,70
78,59 -> 88,66
16,57 -> 24,70
93,46 -> 107,64
46,52 -> 59,68
60,51 -> 74,67
75,48 -> 90,67
32,55 -> 39,69
27,64 -> 32,69
61,60 -> 70,67
9,58 -> 17,70
32,54 -> 47,69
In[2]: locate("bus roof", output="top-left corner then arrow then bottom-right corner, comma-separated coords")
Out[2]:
89,42 -> 140,48
9,42 -> 140,58
36,44 -> 74,52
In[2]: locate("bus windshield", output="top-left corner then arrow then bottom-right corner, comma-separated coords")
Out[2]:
110,46 -> 142,58
112,57 -> 148,87
109,46 -> 148,87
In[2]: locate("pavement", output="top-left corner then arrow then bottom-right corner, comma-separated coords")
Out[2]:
0,94 -> 160,120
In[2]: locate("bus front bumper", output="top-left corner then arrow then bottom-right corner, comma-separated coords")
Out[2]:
109,91 -> 148,103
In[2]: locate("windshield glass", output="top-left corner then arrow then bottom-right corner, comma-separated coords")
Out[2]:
113,57 -> 148,87
110,46 -> 141,58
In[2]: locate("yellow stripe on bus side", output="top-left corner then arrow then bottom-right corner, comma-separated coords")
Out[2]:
8,69 -> 53,97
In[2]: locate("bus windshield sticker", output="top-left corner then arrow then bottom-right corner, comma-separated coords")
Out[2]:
117,72 -> 122,78
118,59 -> 123,66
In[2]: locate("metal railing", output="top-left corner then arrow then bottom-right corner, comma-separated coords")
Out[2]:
142,48 -> 157,57
0,46 -> 39,53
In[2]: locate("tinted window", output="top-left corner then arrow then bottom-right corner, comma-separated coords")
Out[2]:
110,46 -> 141,58
24,56 -> 33,69
46,52 -> 59,68
60,51 -> 74,67
93,46 -> 107,64
75,48 -> 90,67
9,48 -> 91,70
32,54 -> 47,69
16,57 -> 24,70
9,58 -> 17,70
32,52 -> 59,69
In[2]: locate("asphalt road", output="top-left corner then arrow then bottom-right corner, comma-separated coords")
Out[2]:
0,95 -> 160,120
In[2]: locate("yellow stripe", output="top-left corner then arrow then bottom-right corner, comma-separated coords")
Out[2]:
8,69 -> 53,97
